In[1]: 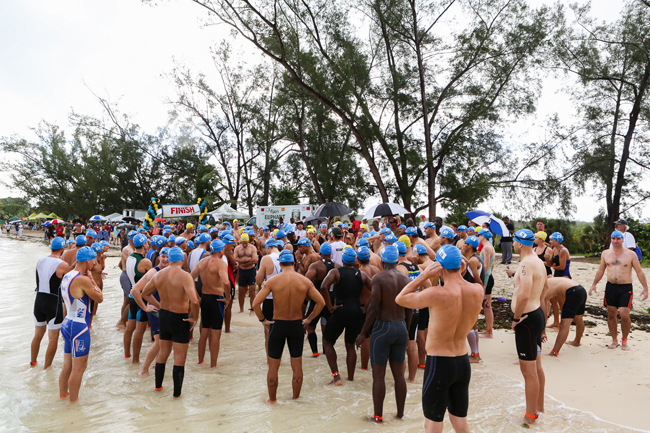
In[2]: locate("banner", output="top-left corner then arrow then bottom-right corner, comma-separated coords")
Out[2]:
162,204 -> 201,218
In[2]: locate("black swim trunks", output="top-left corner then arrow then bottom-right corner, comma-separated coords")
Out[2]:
128,297 -> 149,322
562,285 -> 587,319
370,320 -> 408,366
422,354 -> 471,422
484,274 -> 494,296
194,277 -> 203,298
305,298 -> 323,328
159,309 -> 190,344
201,294 -> 225,330
514,307 -> 544,361
418,307 -> 430,331
262,298 -> 274,321
409,310 -> 419,340
33,292 -> 63,330
604,282 -> 633,309
267,319 -> 304,359
238,267 -> 256,286
322,306 -> 364,345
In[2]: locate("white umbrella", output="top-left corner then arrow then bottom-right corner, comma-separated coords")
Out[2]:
89,215 -> 106,222
364,203 -> 410,219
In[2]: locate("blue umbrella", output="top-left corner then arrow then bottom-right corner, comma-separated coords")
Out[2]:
89,215 -> 106,222
464,210 -> 510,237
43,221 -> 52,226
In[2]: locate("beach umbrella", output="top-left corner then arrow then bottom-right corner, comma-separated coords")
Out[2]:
313,202 -> 353,218
50,219 -> 67,224
43,221 -> 52,226
122,216 -> 141,223
117,223 -> 135,229
89,215 -> 106,222
304,215 -> 328,225
464,210 -> 510,237
154,218 -> 166,222
364,203 -> 409,219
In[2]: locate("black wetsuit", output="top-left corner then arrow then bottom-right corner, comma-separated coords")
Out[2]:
399,261 -> 421,340
536,246 -> 552,275
309,259 -> 335,324
322,266 -> 364,345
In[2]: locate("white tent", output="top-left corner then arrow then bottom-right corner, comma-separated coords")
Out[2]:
208,204 -> 249,221
105,212 -> 124,222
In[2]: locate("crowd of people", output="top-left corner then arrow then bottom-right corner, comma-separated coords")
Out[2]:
27,214 -> 648,432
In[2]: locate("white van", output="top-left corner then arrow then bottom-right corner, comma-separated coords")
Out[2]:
246,204 -> 315,228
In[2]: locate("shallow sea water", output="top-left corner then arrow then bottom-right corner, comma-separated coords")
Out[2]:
0,238 -> 644,432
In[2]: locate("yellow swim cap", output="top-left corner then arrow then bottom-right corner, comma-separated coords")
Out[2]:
535,231 -> 547,241
308,228 -> 317,234
186,223 -> 194,228
234,219 -> 238,223
240,227 -> 245,233
273,229 -> 279,235
360,224 -> 368,230
343,244 -> 352,251
398,235 -> 411,247
241,233 -> 250,242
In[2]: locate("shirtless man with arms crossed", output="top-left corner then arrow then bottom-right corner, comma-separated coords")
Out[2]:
589,230 -> 649,351
511,229 -> 548,424
142,246 -> 200,398
396,245 -> 483,433
252,249 -> 325,402
234,233 -> 258,315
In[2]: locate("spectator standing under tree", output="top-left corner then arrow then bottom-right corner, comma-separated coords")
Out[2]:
500,217 -> 515,264
609,219 -> 637,252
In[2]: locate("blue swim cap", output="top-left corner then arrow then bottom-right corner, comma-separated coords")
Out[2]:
209,227 -> 218,234
549,232 -> 564,243
137,228 -> 146,233
514,229 -> 535,246
86,229 -> 97,239
398,224 -> 406,230
357,246 -> 370,261
101,240 -> 109,248
362,232 -> 371,239
381,245 -> 399,264
210,239 -> 225,252
163,229 -> 171,236
66,239 -> 75,246
164,225 -> 171,229
91,242 -> 103,253
414,243 -> 427,255
128,230 -> 137,240
466,235 -> 480,249
263,226 -> 270,231
168,246 -> 185,262
133,233 -> 147,248
218,230 -> 225,238
458,225 -> 468,232
168,235 -> 176,243
342,247 -> 357,264
440,227 -> 455,239
395,241 -> 407,255
276,240 -> 285,249
223,221 -> 231,227
276,230 -> 287,239
155,236 -> 167,248
247,230 -> 255,237
424,222 -> 435,229
265,238 -> 277,248
357,238 -> 369,247
197,233 -> 211,244
611,230 -> 624,239
320,242 -> 332,255
175,237 -> 187,246
319,224 -> 327,229
405,227 -> 417,236
76,246 -> 97,262
370,230 -> 378,236
187,241 -> 195,249
385,234 -> 398,244
477,228 -> 492,239
342,223 -> 349,229
279,249 -> 294,263
436,244 -> 462,270
380,228 -> 392,235
75,235 -> 87,246
51,237 -> 65,250
298,238 -> 311,247
222,234 -> 235,245
160,247 -> 170,256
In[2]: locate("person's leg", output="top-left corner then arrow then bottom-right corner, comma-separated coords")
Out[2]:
59,353 -> 72,398
267,358 -> 281,401
224,295 -> 233,333
548,299 -> 561,328
448,415 -> 470,433
536,356 -> 545,413
248,285 -> 256,316
519,359 -> 540,423
306,325 -> 319,356
467,328 -> 480,363
155,339 -> 172,390
140,336 -> 159,375
424,419 -> 444,433
371,364 -> 387,420
132,321 -> 148,363
417,329 -> 427,365
361,339 -> 370,368
44,329 -> 60,369
406,340 -> 418,382
68,355 -> 89,403
323,340 -> 342,385
620,307 -> 631,351
238,283 -> 246,313
481,296 -> 493,337
389,360 -> 407,418
172,342 -> 189,397
607,306 -> 619,348
290,357 -> 303,399
345,343 -> 357,381
550,318 -> 572,355
209,329 -> 222,368
118,297 -> 129,328
124,319 -> 136,357
31,326 -> 46,365
567,315 -> 585,346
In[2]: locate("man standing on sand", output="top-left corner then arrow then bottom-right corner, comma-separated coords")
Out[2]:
396,245 -> 483,433
234,233 -> 258,314
355,245 -> 411,423
589,230 -> 649,351
543,276 -> 587,356
142,247 -> 200,398
252,249 -> 326,402
511,229 -> 548,424
477,229 -> 495,338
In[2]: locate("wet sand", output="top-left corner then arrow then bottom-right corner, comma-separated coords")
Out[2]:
1,237 -> 648,432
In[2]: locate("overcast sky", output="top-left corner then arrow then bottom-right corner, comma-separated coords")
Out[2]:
0,0 -> 643,222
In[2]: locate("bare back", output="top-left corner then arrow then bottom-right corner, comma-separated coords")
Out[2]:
512,253 -> 547,314
197,255 -> 229,296
266,270 -> 315,320
373,268 -> 411,322
147,265 -> 196,314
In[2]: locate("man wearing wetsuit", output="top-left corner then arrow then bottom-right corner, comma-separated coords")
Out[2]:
320,248 -> 372,385
329,227 -> 346,266
124,234 -> 152,363
131,247 -> 170,376
304,242 -> 338,357
31,237 -> 71,369
88,242 -> 107,328
394,241 -> 421,383
589,230 -> 649,351
396,245 -> 483,433
356,245 -> 412,423
59,246 -> 104,403
252,250 -> 325,402
117,231 -> 137,328
255,239 -> 282,359
234,233 -> 258,314
142,247 -> 200,398
191,239 -> 231,368
477,228 -> 495,338
511,229 -> 549,424
356,244 -> 380,369
543,276 -> 587,356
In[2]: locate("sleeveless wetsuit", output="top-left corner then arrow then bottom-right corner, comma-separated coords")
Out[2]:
399,261 -> 421,341
33,256 -> 64,330
309,258 -> 336,324
536,246 -> 552,275
480,249 -> 494,295
552,247 -> 571,278
60,270 -> 91,358
322,267 -> 364,345
146,266 -> 162,336
126,252 -> 148,322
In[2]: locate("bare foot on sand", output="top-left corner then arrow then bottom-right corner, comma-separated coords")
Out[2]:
328,375 -> 343,386
607,341 -> 619,349
479,331 -> 493,339
139,370 -> 150,377
565,340 -> 581,347
622,340 -> 631,351
546,322 -> 559,329
469,354 -> 481,364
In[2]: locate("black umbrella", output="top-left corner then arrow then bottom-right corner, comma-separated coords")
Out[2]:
117,223 -> 134,229
364,202 -> 410,218
122,216 -> 141,223
313,202 -> 353,218
304,215 -> 328,225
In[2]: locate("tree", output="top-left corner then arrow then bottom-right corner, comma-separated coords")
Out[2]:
0,197 -> 31,221
554,1 -> 650,234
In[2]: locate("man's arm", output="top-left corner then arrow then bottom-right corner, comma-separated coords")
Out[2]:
589,252 -> 608,295
512,265 -> 532,323
303,283 -> 326,326
255,257 -> 268,286
252,279 -> 273,326
396,264 -> 441,309
631,253 -> 649,300
183,274 -> 200,324
356,276 -> 382,347
131,268 -> 158,311
320,269 -> 339,311
78,275 -> 103,303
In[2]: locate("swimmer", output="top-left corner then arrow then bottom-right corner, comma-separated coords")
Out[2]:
31,237 -> 71,369
88,242 -> 106,328
124,234 -> 152,362
396,245 -> 483,433
589,230 -> 649,351
356,244 -> 380,369
116,231 -> 137,328
234,233 -> 258,314
356,245 -> 411,422
252,249 -> 325,402
58,246 -> 104,402
142,247 -> 200,398
542,276 -> 587,355
461,235 -> 485,363
477,228 -> 495,338
255,239 -> 282,360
